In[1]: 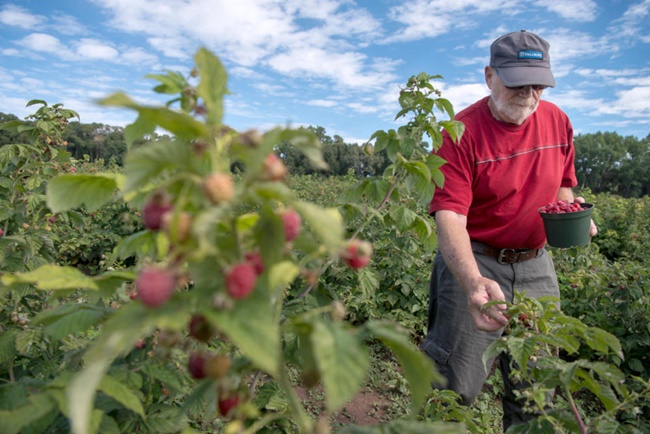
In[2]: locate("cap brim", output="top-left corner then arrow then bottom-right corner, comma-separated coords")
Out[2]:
496,67 -> 556,88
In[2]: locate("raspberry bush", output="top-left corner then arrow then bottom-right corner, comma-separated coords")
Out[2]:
0,49 -> 465,434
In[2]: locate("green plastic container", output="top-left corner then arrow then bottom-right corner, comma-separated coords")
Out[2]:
539,203 -> 594,248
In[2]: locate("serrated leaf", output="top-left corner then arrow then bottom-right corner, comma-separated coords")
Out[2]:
309,320 -> 369,412
69,301 -> 192,434
1,265 -> 99,291
389,205 -> 418,232
337,419 -> 465,434
32,304 -> 108,340
293,201 -> 343,252
195,48 -> 227,128
267,261 -> 300,303
98,92 -> 207,140
364,320 -> 444,414
14,327 -> 41,356
99,375 -> 145,417
122,138 -> 194,194
46,174 -> 121,213
143,362 -> 185,392
0,393 -> 57,434
143,405 -> 188,434
358,266 -> 379,294
0,330 -> 17,364
124,115 -> 156,147
204,287 -> 280,376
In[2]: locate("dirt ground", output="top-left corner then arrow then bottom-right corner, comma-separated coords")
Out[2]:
295,385 -> 395,428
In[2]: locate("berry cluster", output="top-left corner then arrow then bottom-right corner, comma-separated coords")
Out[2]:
538,200 -> 584,214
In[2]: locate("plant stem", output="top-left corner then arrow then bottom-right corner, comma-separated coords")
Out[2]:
279,369 -> 314,433
565,385 -> 587,434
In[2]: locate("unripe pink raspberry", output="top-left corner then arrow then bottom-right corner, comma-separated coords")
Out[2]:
261,154 -> 287,181
281,209 -> 301,242
136,267 -> 176,307
202,173 -> 234,205
225,262 -> 257,299
341,239 -> 373,270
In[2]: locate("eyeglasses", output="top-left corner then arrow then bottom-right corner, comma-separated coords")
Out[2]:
505,84 -> 547,92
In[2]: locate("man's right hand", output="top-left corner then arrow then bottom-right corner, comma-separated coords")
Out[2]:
466,276 -> 509,331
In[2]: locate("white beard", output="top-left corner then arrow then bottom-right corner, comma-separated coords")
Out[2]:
493,96 -> 539,124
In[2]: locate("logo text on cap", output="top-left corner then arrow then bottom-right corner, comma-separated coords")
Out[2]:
518,50 -> 543,60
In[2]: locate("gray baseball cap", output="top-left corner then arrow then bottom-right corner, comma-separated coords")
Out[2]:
490,30 -> 555,88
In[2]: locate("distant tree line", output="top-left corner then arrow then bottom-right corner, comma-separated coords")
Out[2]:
2,111 -> 649,197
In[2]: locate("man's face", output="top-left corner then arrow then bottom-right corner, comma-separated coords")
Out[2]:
486,67 -> 545,125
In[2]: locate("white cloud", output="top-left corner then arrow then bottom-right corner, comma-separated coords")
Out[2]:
307,99 -> 338,107
17,33 -> 76,59
0,4 -> 45,29
76,39 -> 120,60
535,0 -> 599,22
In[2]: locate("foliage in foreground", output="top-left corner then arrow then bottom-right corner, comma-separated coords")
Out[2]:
0,49 -> 463,434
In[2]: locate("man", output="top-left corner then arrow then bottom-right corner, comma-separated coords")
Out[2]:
420,30 -> 598,430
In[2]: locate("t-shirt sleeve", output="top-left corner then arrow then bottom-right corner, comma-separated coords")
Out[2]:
429,132 -> 475,216
561,118 -> 578,188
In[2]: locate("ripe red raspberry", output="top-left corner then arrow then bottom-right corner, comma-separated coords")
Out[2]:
143,192 -> 173,230
225,263 -> 257,299
188,314 -> 215,343
281,209 -> 301,242
202,173 -> 234,205
244,251 -> 265,275
188,351 -> 207,379
341,239 -> 373,269
218,394 -> 240,417
136,267 -> 176,308
261,153 -> 287,181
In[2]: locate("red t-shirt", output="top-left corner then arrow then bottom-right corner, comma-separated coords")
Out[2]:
429,97 -> 577,249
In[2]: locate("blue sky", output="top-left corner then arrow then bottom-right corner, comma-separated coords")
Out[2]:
1,0 -> 649,145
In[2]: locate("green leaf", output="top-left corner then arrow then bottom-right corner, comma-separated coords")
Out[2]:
293,201 -> 344,252
195,48 -> 227,128
204,287 -> 280,376
364,320 -> 444,415
122,137 -> 194,194
98,92 -> 207,140
15,327 -> 42,355
0,331 -> 16,364
46,173 -> 121,213
32,304 -> 109,340
1,265 -> 99,291
142,404 -> 188,434
68,301 -> 191,434
309,320 -> 369,412
0,393 -> 57,434
389,205 -> 418,232
143,361 -> 186,393
99,375 -> 145,417
267,261 -> 301,303
124,115 -> 156,147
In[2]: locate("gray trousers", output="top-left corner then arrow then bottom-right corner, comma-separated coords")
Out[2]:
420,246 -> 559,431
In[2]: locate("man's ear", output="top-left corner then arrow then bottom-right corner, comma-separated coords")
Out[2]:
485,66 -> 494,89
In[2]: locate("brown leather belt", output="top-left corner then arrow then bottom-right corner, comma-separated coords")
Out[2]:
471,241 -> 540,264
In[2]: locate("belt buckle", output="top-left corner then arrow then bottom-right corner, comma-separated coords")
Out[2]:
497,248 -> 517,264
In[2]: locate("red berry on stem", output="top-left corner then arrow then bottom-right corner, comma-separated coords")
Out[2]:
143,192 -> 173,231
244,251 -> 265,275
136,267 -> 176,308
218,394 -> 240,417
188,351 -> 207,379
225,263 -> 257,299
341,239 -> 373,270
188,314 -> 215,343
281,209 -> 301,242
